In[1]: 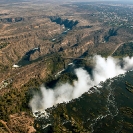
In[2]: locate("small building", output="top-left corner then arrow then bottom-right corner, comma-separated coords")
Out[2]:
12,64 -> 19,68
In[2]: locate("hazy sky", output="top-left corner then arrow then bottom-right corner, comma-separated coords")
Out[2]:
66,0 -> 133,4
71,0 -> 132,1
1,0 -> 133,4
2,0 -> 133,2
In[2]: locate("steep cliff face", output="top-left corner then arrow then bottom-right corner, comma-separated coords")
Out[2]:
104,28 -> 118,42
50,16 -> 78,29
0,16 -> 89,66
0,17 -> 62,65
0,11 -> 130,67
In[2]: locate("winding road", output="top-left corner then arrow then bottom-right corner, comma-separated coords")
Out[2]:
110,41 -> 133,56
110,42 -> 124,56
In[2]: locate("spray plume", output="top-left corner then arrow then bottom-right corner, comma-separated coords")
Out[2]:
29,55 -> 133,113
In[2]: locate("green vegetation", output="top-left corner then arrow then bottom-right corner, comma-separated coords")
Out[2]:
125,81 -> 133,93
34,70 -> 133,133
113,42 -> 133,57
0,88 -> 26,120
0,42 -> 9,49
34,83 -> 110,132
0,54 -> 75,122
58,73 -> 77,85
0,78 -> 43,121
120,107 -> 133,118
46,54 -> 65,75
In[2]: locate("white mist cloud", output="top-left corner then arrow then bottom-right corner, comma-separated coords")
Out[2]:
29,55 -> 133,113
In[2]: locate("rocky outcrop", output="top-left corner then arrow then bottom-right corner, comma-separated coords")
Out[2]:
50,16 -> 78,29
104,28 -> 118,42
0,17 -> 24,23
7,112 -> 35,133
0,17 -> 62,65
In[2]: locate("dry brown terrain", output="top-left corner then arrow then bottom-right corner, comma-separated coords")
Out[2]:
1,0 -> 133,132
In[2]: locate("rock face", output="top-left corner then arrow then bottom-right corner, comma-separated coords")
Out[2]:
50,16 -> 78,29
0,17 -> 61,65
0,17 -> 24,23
104,28 -> 118,42
17,47 -> 40,66
0,14 -> 131,67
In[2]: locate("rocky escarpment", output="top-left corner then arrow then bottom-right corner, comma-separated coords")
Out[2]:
0,17 -> 24,23
0,23 -> 129,67
0,17 -> 62,66
104,28 -> 118,42
50,16 -> 78,29
0,16 -> 87,66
